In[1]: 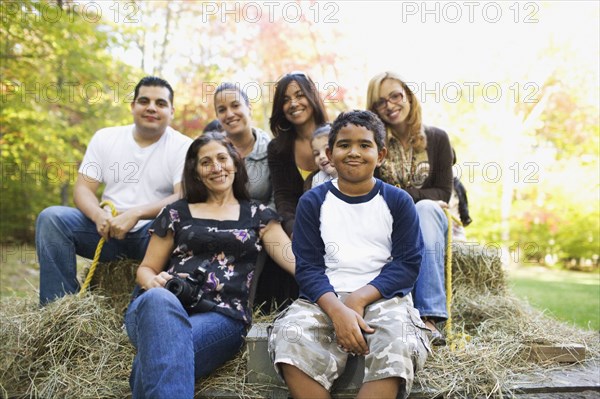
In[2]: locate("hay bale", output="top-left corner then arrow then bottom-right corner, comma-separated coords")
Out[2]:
0,295 -> 134,399
2,245 -> 598,399
451,242 -> 505,295
83,259 -> 138,313
415,291 -> 600,398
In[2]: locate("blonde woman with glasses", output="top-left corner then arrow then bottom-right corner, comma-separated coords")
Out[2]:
366,71 -> 454,346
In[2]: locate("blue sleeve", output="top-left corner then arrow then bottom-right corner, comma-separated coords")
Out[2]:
368,184 -> 423,298
292,188 -> 335,303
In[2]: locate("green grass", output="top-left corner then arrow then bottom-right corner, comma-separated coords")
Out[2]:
0,243 -> 91,298
0,243 -> 39,297
507,266 -> 600,331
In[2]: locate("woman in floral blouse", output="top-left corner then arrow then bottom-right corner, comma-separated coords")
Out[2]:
124,132 -> 295,398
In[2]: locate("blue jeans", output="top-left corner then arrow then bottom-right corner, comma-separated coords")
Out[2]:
412,200 -> 449,320
125,288 -> 246,399
36,206 -> 152,305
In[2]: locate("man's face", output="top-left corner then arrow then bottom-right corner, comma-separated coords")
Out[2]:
130,85 -> 174,137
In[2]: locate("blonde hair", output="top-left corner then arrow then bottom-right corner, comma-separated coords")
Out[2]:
366,71 -> 426,152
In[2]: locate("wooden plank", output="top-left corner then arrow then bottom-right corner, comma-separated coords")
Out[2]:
509,362 -> 600,393
528,343 -> 587,363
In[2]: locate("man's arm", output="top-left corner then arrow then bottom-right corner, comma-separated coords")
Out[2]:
73,173 -> 112,239
74,172 -> 182,240
108,183 -> 182,239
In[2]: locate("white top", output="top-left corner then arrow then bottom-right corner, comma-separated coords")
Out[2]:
293,178 -> 423,302
79,124 -> 192,230
320,180 -> 394,292
311,170 -> 334,189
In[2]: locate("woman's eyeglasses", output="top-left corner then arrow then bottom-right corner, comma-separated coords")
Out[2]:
372,91 -> 405,112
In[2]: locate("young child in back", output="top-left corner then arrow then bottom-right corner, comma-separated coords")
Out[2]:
268,110 -> 430,399
304,123 -> 338,191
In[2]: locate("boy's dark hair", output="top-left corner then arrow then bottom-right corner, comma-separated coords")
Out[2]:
329,110 -> 386,151
133,76 -> 174,104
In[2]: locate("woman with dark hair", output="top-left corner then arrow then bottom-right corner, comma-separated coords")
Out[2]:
124,132 -> 294,398
366,71 -> 454,346
213,83 -> 274,209
264,72 -> 328,310
268,72 -> 329,235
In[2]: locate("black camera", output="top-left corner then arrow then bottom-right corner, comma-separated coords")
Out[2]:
164,266 -> 213,312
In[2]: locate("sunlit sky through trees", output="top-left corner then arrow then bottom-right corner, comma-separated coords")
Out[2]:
3,1 -> 598,261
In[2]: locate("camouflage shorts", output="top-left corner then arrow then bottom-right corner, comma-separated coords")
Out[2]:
267,294 -> 431,392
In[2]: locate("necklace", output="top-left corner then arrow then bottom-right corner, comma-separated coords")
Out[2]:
398,143 -> 416,188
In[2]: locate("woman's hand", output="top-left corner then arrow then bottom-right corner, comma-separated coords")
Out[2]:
144,271 -> 173,290
436,200 -> 448,209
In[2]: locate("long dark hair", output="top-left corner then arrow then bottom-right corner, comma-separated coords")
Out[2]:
181,132 -> 250,203
269,72 -> 328,153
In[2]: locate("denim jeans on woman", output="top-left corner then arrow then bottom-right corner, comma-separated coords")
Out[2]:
412,200 -> 449,320
36,206 -> 152,305
124,288 -> 246,399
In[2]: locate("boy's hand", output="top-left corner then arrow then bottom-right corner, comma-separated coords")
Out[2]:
330,305 -> 371,356
317,292 -> 374,356
343,285 -> 383,318
343,292 -> 367,317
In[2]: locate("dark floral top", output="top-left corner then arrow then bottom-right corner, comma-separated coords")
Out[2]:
151,199 -> 280,324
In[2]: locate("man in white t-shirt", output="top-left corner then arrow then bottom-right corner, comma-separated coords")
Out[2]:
36,76 -> 193,305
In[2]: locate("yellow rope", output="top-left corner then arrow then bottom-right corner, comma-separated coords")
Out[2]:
443,208 -> 456,336
443,208 -> 471,350
78,200 -> 117,297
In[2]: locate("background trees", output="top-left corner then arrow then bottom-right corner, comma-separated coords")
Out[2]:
1,0 -> 138,240
1,1 -> 598,269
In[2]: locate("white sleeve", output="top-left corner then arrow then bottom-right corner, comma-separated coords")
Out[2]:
78,130 -> 104,183
171,135 -> 192,185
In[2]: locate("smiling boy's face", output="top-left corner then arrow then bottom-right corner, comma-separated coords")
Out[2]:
327,124 -> 386,190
